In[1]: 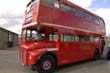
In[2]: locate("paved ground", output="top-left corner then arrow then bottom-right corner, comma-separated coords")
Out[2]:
0,49 -> 110,73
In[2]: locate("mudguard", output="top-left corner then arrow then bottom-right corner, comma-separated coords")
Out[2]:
27,48 -> 58,65
28,49 -> 47,65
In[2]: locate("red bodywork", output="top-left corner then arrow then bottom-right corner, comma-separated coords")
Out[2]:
20,0 -> 106,66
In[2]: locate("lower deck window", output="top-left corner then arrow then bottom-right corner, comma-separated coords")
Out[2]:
94,37 -> 99,42
61,33 -> 74,42
49,32 -> 58,41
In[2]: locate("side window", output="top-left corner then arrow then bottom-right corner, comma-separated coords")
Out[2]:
85,14 -> 92,21
75,35 -> 93,42
62,33 -> 74,42
85,36 -> 94,42
85,36 -> 91,42
79,35 -> 85,42
76,10 -> 85,18
93,16 -> 99,24
41,0 -> 59,8
94,37 -> 99,42
99,19 -> 105,26
90,36 -> 94,42
75,35 -> 85,42
32,0 -> 39,7
54,1 -> 59,8
75,35 -> 80,42
27,30 -> 32,40
61,3 -> 76,14
49,32 -> 58,41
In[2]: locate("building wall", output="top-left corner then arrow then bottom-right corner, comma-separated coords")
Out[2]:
0,28 -> 18,50
2,29 -> 8,49
0,29 -> 3,49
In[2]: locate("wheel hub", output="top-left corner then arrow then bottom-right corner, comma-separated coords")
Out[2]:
43,61 -> 51,70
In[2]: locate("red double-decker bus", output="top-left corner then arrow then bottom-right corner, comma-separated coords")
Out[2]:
20,0 -> 106,73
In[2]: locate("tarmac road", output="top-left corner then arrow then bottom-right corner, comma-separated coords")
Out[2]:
0,49 -> 110,73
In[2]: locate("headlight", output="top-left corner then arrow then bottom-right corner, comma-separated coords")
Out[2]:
29,55 -> 32,60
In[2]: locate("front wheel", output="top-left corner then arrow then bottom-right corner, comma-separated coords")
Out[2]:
37,55 -> 57,73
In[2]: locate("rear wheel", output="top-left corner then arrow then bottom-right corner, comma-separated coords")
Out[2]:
37,55 -> 57,73
94,49 -> 100,60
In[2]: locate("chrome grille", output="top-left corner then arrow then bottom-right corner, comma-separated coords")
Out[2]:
21,49 -> 27,64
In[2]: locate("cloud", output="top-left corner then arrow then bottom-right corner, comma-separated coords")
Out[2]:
94,8 -> 110,21
68,0 -> 95,9
0,0 -> 28,15
0,18 -> 8,25
0,0 -> 28,34
0,12 -> 23,34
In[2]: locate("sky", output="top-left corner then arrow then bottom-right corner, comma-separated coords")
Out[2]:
0,0 -> 110,35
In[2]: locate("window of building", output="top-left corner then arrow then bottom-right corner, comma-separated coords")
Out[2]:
8,33 -> 13,42
85,13 -> 92,21
41,0 -> 59,8
61,3 -> 76,14
93,16 -> 99,24
76,10 -> 85,18
61,33 -> 74,42
49,32 -> 59,41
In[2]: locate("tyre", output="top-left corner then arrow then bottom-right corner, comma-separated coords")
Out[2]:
37,55 -> 57,73
94,49 -> 100,60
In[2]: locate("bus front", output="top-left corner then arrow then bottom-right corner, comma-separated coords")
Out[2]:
20,0 -> 59,73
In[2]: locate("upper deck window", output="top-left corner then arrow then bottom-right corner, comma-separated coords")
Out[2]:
32,0 -> 38,7
76,10 -> 85,18
61,3 -> 76,14
99,19 -> 105,26
93,16 -> 99,24
41,0 -> 59,8
85,13 -> 92,21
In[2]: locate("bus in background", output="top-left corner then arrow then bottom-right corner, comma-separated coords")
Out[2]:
20,0 -> 106,73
